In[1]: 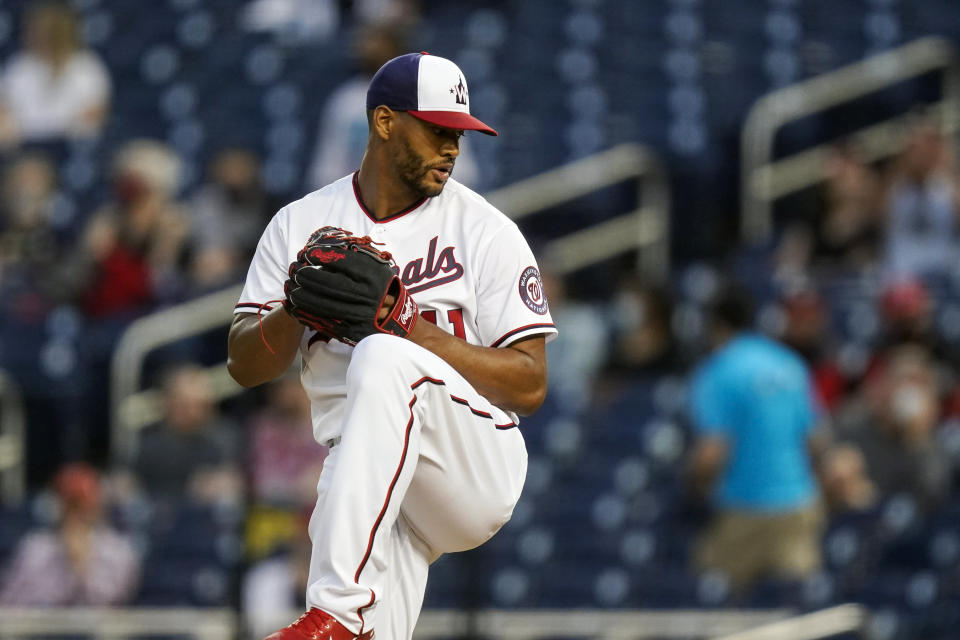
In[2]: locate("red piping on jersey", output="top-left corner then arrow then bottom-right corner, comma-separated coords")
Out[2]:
357,590 -> 376,636
410,376 -> 445,389
410,376 -> 518,429
236,301 -> 275,312
353,376 -> 516,595
449,394 -> 494,419
353,172 -> 428,224
491,323 -> 557,348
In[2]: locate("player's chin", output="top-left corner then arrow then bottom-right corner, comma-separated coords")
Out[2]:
418,177 -> 446,198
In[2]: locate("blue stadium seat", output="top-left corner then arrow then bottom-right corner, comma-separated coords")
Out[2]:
0,503 -> 35,565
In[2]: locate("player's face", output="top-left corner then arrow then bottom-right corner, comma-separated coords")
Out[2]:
391,114 -> 463,198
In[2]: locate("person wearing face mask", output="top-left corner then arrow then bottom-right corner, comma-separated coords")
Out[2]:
74,139 -> 189,317
838,346 -> 951,512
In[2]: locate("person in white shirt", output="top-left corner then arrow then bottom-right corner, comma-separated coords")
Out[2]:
0,1 -> 111,145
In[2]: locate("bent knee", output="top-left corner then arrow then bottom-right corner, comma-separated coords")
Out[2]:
352,333 -> 410,361
404,484 -> 518,554
347,334 -> 419,385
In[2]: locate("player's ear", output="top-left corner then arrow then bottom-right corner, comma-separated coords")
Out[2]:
371,106 -> 395,141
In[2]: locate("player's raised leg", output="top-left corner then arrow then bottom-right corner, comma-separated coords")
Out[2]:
300,335 -> 526,638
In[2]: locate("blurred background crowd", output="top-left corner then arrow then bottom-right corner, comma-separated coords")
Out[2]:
0,0 -> 959,639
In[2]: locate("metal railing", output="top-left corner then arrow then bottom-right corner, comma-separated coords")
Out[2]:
0,607 -> 236,640
486,143 -> 671,281
417,609 -> 791,640
712,604 -> 867,640
109,145 -> 670,463
741,36 -> 960,244
0,368 -> 26,504
0,605 -> 866,640
109,285 -> 243,464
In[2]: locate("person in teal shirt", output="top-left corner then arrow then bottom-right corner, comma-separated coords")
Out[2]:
687,285 -> 827,594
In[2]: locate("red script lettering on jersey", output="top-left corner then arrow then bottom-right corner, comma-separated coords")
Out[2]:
398,236 -> 464,294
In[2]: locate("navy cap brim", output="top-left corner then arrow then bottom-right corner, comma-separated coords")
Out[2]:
409,110 -> 498,136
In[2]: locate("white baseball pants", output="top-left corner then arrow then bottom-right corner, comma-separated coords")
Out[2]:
305,334 -> 528,639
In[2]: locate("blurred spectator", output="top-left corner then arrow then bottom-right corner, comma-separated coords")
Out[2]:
874,278 -> 957,367
0,1 -> 111,146
244,374 -> 326,562
775,145 -> 882,276
775,287 -> 847,412
133,364 -> 242,505
243,512 -> 312,639
248,372 -> 327,505
882,116 -> 960,281
306,21 -> 402,189
350,0 -> 422,29
0,152 -> 73,307
241,0 -> 339,45
0,463 -> 139,605
836,346 -> 951,511
687,285 -> 826,594
541,268 -> 609,413
605,278 -> 682,376
74,139 -> 189,316
820,443 -> 878,516
188,148 -> 278,290
306,22 -> 479,191
814,146 -> 883,269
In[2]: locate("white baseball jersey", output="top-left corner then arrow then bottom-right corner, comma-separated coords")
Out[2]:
236,173 -> 557,444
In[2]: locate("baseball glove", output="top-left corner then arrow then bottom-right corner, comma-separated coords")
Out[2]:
283,226 -> 419,346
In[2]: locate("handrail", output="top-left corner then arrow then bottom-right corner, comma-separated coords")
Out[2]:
255,607 -> 793,640
710,604 -> 867,640
418,608 -> 790,639
0,604 -> 867,640
741,36 -> 960,244
109,146 -> 671,464
487,143 -> 671,281
751,101 -> 959,203
0,368 -> 25,504
109,285 -> 243,464
0,604 -> 863,640
0,607 -> 236,640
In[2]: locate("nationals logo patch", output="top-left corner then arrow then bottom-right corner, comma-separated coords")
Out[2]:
518,266 -> 548,315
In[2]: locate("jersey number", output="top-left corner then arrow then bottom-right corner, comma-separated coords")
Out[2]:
420,308 -> 466,340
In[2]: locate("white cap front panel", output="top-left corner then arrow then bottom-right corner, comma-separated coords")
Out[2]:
416,55 -> 471,114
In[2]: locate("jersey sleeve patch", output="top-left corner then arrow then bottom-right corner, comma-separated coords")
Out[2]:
518,266 -> 549,315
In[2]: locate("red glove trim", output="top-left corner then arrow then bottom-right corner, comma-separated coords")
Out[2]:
376,277 -> 418,338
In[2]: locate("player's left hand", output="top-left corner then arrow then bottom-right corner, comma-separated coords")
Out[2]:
283,227 -> 418,346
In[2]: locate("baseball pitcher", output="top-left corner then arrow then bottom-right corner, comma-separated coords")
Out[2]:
228,52 -> 557,640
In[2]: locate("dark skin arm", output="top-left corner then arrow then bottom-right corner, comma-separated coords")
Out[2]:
688,435 -> 729,500
687,428 -> 831,500
405,316 -> 547,416
227,308 -> 302,388
227,307 -> 548,416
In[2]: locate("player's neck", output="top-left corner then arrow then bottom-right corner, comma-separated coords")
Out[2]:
356,161 -> 424,220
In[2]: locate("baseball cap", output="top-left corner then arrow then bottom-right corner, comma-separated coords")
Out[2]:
366,52 -> 498,136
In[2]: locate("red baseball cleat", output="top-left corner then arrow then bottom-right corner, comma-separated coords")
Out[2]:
264,608 -> 373,640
